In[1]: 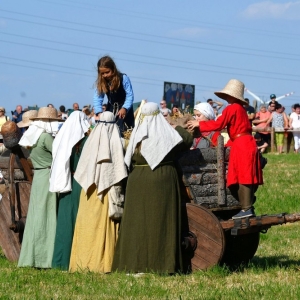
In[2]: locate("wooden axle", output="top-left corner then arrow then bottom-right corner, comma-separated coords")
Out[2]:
220,213 -> 300,235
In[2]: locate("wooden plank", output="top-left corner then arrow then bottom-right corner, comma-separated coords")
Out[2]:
0,182 -> 31,261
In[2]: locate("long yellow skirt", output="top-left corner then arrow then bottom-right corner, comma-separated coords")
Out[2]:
69,185 -> 119,273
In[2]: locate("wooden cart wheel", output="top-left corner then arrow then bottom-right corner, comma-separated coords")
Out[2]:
184,203 -> 225,271
221,231 -> 260,267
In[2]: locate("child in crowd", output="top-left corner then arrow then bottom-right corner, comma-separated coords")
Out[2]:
254,132 -> 268,153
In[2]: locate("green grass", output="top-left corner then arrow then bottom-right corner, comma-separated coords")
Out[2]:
1,153 -> 300,299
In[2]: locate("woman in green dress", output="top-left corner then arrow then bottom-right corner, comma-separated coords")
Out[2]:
112,102 -> 193,274
49,111 -> 90,270
18,107 -> 61,268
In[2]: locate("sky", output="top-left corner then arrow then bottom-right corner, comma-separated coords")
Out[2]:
1,0 -> 300,115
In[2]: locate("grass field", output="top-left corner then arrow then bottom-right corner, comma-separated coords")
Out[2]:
0,153 -> 300,299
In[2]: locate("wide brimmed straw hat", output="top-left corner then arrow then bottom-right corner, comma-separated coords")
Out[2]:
17,110 -> 38,128
30,107 -> 64,122
214,79 -> 248,105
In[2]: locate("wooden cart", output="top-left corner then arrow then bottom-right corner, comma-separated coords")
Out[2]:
178,136 -> 300,271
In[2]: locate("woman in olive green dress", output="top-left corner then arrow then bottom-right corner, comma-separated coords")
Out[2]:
112,102 -> 193,274
18,107 -> 61,268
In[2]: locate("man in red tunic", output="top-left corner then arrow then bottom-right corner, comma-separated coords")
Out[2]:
187,79 -> 263,219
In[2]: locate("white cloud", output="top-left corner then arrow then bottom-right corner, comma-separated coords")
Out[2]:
241,1 -> 300,20
167,27 -> 208,39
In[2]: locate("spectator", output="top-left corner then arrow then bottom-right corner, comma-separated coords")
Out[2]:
253,104 -> 271,144
160,99 -> 171,116
171,104 -> 182,116
82,106 -> 96,127
268,102 -> 276,114
0,107 -> 10,144
266,103 -> 289,154
59,105 -> 68,120
244,98 -> 255,126
73,103 -> 80,111
102,104 -> 107,111
288,103 -> 300,154
269,94 -> 279,107
47,104 -> 54,108
12,105 -> 24,124
207,98 -> 223,111
254,132 -> 268,153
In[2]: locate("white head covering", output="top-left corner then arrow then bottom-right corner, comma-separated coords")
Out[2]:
194,103 -> 215,120
19,120 -> 59,147
125,102 -> 183,170
74,111 -> 127,199
49,111 -> 90,193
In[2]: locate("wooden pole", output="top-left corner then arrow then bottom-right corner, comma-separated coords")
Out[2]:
217,135 -> 226,206
271,127 -> 275,153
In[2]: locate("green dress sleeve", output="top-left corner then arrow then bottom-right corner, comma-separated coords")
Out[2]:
42,133 -> 54,153
175,126 -> 193,150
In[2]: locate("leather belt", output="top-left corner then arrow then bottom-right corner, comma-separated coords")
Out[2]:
33,167 -> 51,170
232,132 -> 251,141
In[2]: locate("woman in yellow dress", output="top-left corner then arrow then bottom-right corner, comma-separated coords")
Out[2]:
69,111 -> 127,273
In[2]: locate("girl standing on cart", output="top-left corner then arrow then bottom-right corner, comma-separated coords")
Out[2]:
187,79 -> 263,219
93,56 -> 134,133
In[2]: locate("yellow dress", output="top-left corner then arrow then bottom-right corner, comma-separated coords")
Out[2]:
69,184 -> 119,273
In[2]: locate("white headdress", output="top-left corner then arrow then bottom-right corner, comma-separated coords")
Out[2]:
49,111 -> 90,193
194,103 -> 215,120
124,102 -> 183,170
19,120 -> 58,147
74,111 -> 127,198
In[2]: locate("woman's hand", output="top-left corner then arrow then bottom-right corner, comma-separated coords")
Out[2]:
117,108 -> 127,119
187,120 -> 200,130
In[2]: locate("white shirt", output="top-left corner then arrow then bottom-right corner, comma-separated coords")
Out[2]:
290,112 -> 300,129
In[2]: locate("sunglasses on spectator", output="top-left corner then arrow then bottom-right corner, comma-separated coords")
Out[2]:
160,103 -> 165,105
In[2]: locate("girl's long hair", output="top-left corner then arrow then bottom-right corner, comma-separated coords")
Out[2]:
96,56 -> 120,94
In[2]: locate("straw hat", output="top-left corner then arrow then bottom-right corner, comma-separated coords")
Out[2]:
214,79 -> 248,105
30,107 -> 63,122
17,110 -> 38,128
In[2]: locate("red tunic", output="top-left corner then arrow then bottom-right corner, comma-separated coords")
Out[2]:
199,103 -> 263,187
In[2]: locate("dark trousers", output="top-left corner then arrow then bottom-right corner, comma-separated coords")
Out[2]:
229,184 -> 258,211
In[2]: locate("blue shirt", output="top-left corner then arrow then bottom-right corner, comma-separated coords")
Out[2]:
93,74 -> 134,114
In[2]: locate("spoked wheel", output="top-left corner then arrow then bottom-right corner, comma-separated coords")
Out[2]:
221,231 -> 260,267
185,203 -> 226,271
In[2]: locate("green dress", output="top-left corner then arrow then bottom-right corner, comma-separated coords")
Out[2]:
18,133 -> 57,268
52,136 -> 87,270
112,127 -> 192,274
